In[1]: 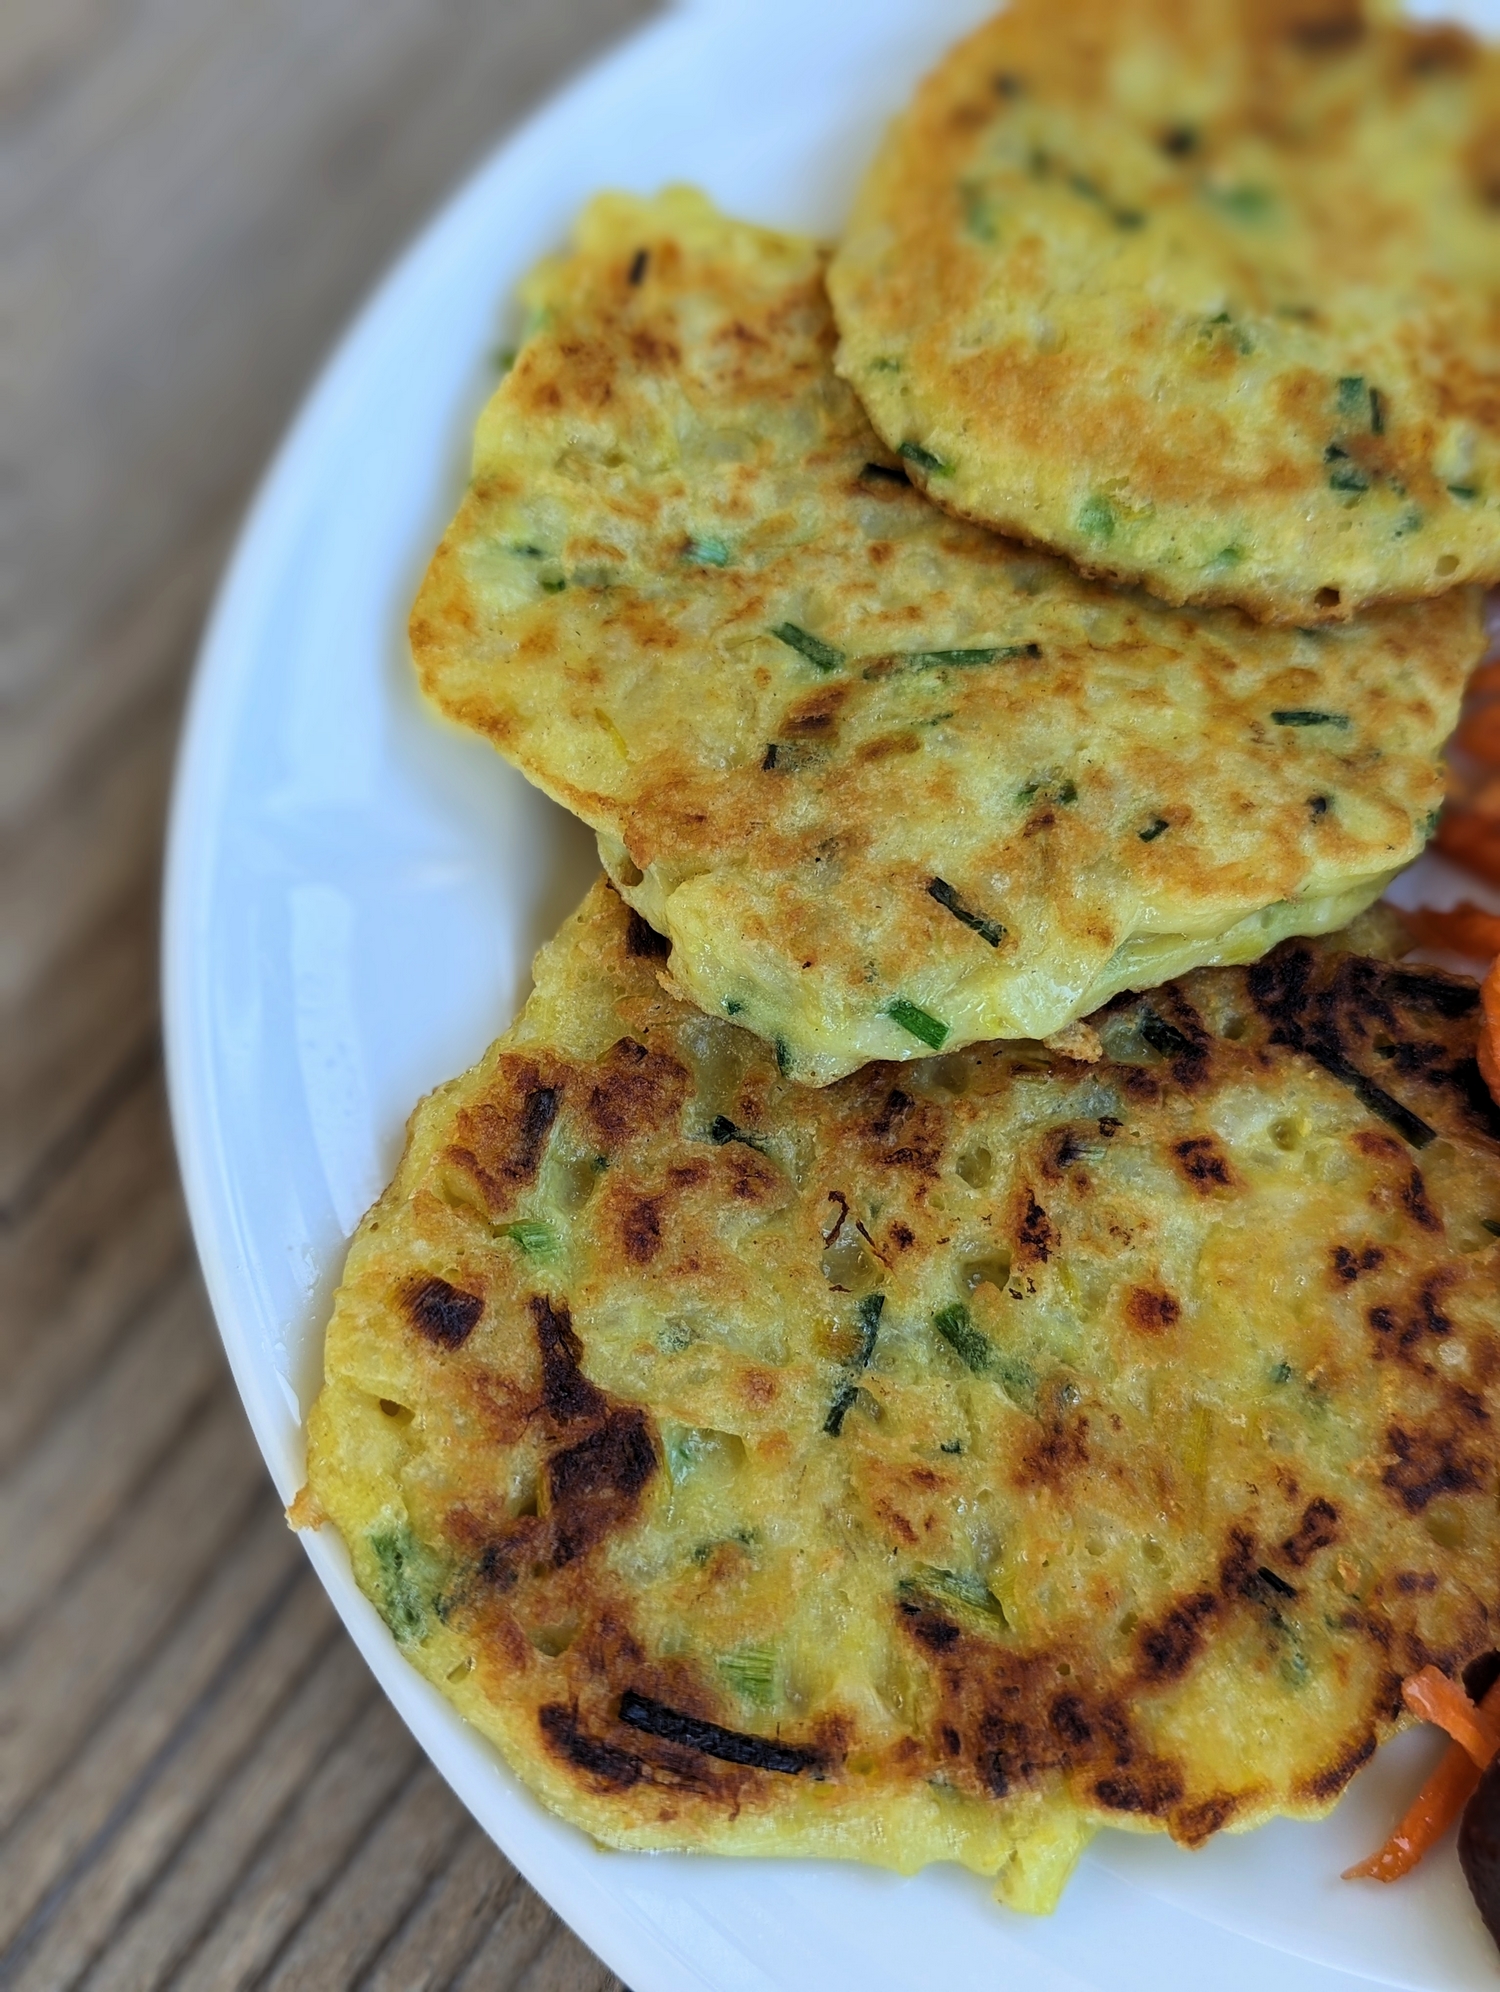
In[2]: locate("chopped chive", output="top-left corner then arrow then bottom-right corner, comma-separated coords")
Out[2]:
1139,1010 -> 1195,1059
686,535 -> 731,566
774,1037 -> 792,1077
886,998 -> 949,1049
1307,1046 -> 1435,1149
1329,462 -> 1371,494
539,573 -> 567,594
1370,387 -> 1385,434
771,623 -> 844,672
1208,184 -> 1273,220
823,1383 -> 859,1437
716,1645 -> 777,1705
940,1438 -> 963,1454
928,876 -> 1005,947
761,743 -> 779,770
1270,1360 -> 1294,1384
707,1114 -> 766,1154
899,441 -> 953,476
723,997 -> 744,1016
510,542 -> 545,558
628,247 -> 649,286
900,1567 -> 1006,1622
869,356 -> 903,374
1078,494 -> 1116,540
1272,708 -> 1350,728
901,647 -> 1000,669
1449,484 -> 1479,501
932,1302 -> 991,1374
1336,375 -> 1367,417
1139,817 -> 1170,842
854,1292 -> 886,1366
1482,1219 -> 1500,1237
502,1219 -> 559,1260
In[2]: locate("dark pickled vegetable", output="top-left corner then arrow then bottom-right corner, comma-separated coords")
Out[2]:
1459,1756 -> 1500,1951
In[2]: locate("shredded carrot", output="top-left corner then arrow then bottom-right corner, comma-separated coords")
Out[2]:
1343,1671 -> 1500,1883
1402,902 -> 1500,962
1402,1666 -> 1500,1765
1481,958 -> 1500,1110
1466,658 -> 1500,699
1456,702 -> 1500,768
1436,808 -> 1500,888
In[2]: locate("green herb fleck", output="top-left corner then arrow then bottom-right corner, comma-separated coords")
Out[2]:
899,441 -> 953,476
502,1219 -> 559,1260
539,572 -> 567,594
491,345 -> 518,373
1078,495 -> 1116,540
1325,446 -> 1371,495
1336,375 -> 1367,417
870,356 -> 903,374
771,623 -> 844,672
1207,183 -> 1273,221
1139,817 -> 1170,842
902,647 -> 999,669
1214,544 -> 1245,566
1482,1219 -> 1500,1237
774,1037 -> 792,1077
370,1526 -> 439,1646
1270,1359 -> 1294,1384
901,1566 -> 1006,1623
961,182 -> 999,242
932,1301 -> 991,1374
940,1439 -> 964,1454
1272,708 -> 1350,728
1449,484 -> 1479,501
928,876 -> 1005,947
686,535 -> 731,567
510,542 -> 545,558
717,1645 -> 778,1705
723,997 -> 745,1016
823,1383 -> 860,1438
886,999 -> 949,1049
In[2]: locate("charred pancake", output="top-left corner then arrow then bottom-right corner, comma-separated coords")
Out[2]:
828,0 -> 1500,625
410,187 -> 1478,1085
301,880 -> 1500,1913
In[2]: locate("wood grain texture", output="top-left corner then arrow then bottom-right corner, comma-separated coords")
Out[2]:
0,1 -> 659,1984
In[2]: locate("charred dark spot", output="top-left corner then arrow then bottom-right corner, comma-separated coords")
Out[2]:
1050,1694 -> 1092,1747
1297,1732 -> 1375,1804
538,1704 -> 642,1789
1016,1188 -> 1057,1262
1174,1793 -> 1240,1844
898,1596 -> 962,1651
618,1690 -> 816,1774
1093,1762 -> 1185,1815
1172,1133 -> 1234,1190
447,1061 -> 562,1204
1283,4 -> 1364,53
1383,1425 -> 1484,1513
1041,1126 -> 1090,1180
1281,1496 -> 1340,1567
627,247 -> 649,286
1125,1286 -> 1180,1334
889,1222 -> 916,1251
1466,1653 -> 1500,1701
585,1038 -> 689,1152
1332,1243 -> 1384,1283
1256,1565 -> 1299,1599
1368,1275 -> 1456,1361
871,1089 -> 913,1138
404,1275 -> 483,1350
621,1194 -> 665,1266
531,1293 -> 606,1423
1395,1570 -> 1439,1594
1401,1167 -> 1442,1232
625,910 -> 671,960
548,1408 -> 656,1514
1138,1593 -> 1215,1682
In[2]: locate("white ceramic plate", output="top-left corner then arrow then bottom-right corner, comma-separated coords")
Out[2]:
163,3 -> 1500,1985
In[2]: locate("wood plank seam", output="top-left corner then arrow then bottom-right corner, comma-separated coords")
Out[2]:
343,1806 -> 480,1992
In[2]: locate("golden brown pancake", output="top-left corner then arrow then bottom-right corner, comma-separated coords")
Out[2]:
302,880 -> 1500,1913
410,188 -> 1478,1084
829,0 -> 1500,624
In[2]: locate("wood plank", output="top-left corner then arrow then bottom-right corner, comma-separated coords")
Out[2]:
0,1500 -> 312,1979
357,1822 -> 527,1992
258,1764 -> 475,1992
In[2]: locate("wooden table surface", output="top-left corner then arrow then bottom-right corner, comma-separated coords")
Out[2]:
1,3 -> 660,1984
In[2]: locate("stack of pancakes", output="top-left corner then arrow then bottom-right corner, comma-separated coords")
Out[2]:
301,0 -> 1500,1914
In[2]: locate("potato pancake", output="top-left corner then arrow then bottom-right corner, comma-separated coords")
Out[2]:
302,880 -> 1500,1914
410,188 -> 1478,1085
829,0 -> 1500,625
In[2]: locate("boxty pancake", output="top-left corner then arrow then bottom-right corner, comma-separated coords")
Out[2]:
301,880 -> 1500,1914
828,0 -> 1500,625
411,189 -> 1479,1086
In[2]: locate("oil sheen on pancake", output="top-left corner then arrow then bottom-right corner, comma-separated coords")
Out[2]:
409,188 -> 1478,1085
829,0 -> 1500,625
301,880 -> 1500,1914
